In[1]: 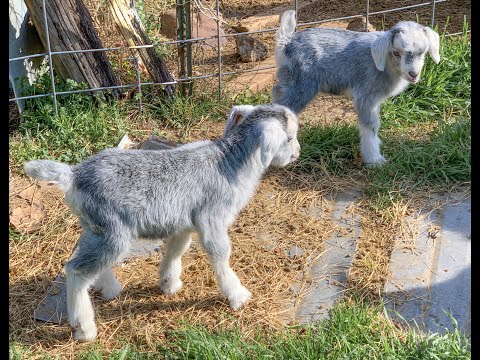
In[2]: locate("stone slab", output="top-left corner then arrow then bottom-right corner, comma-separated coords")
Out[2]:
295,190 -> 361,322
384,199 -> 471,335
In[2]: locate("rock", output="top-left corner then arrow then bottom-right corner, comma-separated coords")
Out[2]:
160,9 -> 227,48
346,17 -> 376,32
235,35 -> 269,62
139,135 -> 180,150
288,245 -> 304,258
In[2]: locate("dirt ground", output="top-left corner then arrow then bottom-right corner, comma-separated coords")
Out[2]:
9,0 -> 470,357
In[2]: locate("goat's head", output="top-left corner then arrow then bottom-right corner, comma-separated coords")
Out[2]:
371,21 -> 440,83
226,104 -> 300,168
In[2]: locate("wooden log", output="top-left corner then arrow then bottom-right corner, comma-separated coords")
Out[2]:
24,0 -> 121,98
108,0 -> 175,96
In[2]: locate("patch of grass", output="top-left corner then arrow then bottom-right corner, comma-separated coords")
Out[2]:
10,72 -> 132,167
36,300 -> 469,359
234,88 -> 272,105
144,93 -> 230,138
366,118 -> 470,206
296,123 -> 361,175
10,97 -> 129,167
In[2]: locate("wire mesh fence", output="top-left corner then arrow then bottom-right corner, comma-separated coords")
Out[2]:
8,0 -> 467,116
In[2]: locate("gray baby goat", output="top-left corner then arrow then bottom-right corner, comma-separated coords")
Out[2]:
24,104 -> 300,341
272,10 -> 440,165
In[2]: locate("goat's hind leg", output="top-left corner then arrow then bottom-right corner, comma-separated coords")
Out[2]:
199,228 -> 251,310
93,267 -> 122,300
65,230 -> 131,341
272,67 -> 317,114
159,232 -> 192,295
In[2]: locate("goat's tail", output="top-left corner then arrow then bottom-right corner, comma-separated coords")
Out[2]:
275,10 -> 297,65
24,160 -> 74,193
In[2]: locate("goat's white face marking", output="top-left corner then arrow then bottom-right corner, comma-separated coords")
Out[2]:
269,109 -> 300,167
392,29 -> 430,83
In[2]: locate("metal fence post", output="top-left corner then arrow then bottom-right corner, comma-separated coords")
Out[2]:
365,0 -> 370,31
41,0 -> 58,116
216,0 -> 222,99
431,0 -> 436,27
127,57 -> 142,114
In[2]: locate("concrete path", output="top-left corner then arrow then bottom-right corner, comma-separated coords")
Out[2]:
383,198 -> 471,335
295,190 -> 361,323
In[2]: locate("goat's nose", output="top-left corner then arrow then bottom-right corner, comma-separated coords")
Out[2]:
409,71 -> 418,78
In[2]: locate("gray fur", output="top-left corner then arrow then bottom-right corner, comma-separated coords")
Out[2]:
272,10 -> 440,165
23,103 -> 300,341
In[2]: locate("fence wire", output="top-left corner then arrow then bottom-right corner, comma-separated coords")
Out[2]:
9,0 -> 466,115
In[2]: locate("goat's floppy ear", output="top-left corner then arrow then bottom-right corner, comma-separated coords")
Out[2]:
423,27 -> 440,64
259,122 -> 286,167
371,32 -> 392,71
224,105 -> 255,135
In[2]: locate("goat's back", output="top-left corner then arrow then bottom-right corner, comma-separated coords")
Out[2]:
280,28 -> 389,96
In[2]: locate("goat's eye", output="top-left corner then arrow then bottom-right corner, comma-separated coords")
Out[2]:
393,51 -> 400,57
287,136 -> 293,142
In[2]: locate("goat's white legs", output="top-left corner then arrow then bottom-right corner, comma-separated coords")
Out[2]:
159,232 -> 192,295
66,271 -> 98,341
356,103 -> 386,165
211,258 -> 252,310
200,230 -> 251,310
358,124 -> 386,165
93,268 -> 122,300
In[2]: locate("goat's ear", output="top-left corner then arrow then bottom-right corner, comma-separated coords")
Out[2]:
280,10 -> 297,34
259,122 -> 286,167
371,32 -> 392,71
423,27 -> 440,64
224,105 -> 255,135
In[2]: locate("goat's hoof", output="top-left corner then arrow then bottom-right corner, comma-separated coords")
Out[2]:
365,155 -> 387,167
100,280 -> 122,300
73,322 -> 97,341
159,278 -> 183,295
228,287 -> 252,311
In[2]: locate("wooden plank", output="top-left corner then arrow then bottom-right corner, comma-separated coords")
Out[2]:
108,0 -> 175,95
24,0 -> 121,97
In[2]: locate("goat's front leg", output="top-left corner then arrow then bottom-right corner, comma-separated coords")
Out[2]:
159,232 -> 192,295
199,228 -> 252,310
355,101 -> 386,165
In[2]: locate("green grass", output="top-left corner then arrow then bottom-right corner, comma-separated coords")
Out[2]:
143,92 -> 230,137
9,300 -> 470,359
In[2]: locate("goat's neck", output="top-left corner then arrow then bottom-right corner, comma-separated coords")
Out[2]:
215,137 -> 265,190
383,56 -> 410,98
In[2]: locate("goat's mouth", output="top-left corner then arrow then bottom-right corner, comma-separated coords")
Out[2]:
405,74 -> 419,83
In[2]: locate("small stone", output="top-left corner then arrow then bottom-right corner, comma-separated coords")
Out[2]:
140,135 -> 180,150
288,245 -> 304,258
346,17 -> 376,32
235,35 -> 269,62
